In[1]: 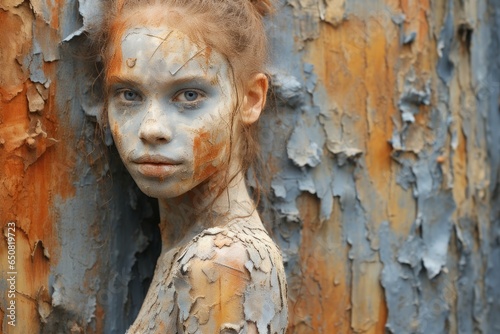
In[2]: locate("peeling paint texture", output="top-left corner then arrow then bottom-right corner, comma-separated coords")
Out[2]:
1,0 -> 500,333
127,221 -> 287,333
262,0 -> 500,333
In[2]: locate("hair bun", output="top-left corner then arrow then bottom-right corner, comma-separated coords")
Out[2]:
250,0 -> 274,17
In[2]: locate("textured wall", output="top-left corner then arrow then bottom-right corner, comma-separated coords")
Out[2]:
265,0 -> 500,333
1,1 -> 159,333
0,0 -> 499,333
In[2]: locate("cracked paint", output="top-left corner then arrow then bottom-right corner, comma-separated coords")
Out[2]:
126,222 -> 287,333
2,0 -> 500,333
262,0 -> 500,333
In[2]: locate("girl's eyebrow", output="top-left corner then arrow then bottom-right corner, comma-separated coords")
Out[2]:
107,75 -> 138,87
107,73 -> 216,88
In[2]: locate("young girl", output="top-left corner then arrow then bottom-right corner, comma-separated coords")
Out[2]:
94,0 -> 288,332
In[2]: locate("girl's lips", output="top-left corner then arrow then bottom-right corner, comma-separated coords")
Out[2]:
132,155 -> 183,178
132,154 -> 181,165
136,163 -> 181,178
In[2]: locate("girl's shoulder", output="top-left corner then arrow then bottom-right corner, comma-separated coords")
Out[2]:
173,220 -> 288,333
176,219 -> 285,284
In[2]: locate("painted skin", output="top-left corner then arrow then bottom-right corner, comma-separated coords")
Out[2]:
107,27 -> 233,200
106,15 -> 287,334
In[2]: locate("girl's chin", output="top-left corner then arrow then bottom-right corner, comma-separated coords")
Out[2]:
133,178 -> 191,199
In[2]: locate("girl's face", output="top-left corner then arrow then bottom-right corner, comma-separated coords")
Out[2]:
106,23 -> 235,199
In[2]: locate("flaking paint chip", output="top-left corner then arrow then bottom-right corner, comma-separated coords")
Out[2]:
126,58 -> 137,68
196,236 -> 216,260
27,84 -> 45,113
214,233 -> 233,248
26,137 -> 36,148
201,265 -> 219,283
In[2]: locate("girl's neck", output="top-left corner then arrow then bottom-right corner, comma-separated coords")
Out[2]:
157,171 -> 258,251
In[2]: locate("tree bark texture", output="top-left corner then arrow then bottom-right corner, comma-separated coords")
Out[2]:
1,0 -> 499,333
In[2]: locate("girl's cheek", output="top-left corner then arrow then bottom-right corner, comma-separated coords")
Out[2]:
192,129 -> 230,183
110,118 -> 133,152
110,121 -> 122,145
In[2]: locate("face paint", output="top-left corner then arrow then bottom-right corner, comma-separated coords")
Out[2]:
106,25 -> 234,199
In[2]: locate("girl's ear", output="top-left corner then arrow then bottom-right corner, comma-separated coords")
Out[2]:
240,73 -> 268,125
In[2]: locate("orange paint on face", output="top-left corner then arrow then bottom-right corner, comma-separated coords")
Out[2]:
106,20 -> 236,200
106,8 -> 182,84
204,46 -> 213,68
192,129 -> 230,184
106,20 -> 126,84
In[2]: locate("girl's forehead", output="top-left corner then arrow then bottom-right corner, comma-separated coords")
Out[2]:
121,27 -> 203,70
108,25 -> 231,82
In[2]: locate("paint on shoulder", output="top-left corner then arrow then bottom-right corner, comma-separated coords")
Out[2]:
175,222 -> 288,333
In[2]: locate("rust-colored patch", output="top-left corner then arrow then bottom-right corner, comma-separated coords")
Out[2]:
204,46 -> 212,67
49,0 -> 60,29
93,298 -> 106,333
192,129 -> 229,184
106,20 -> 127,83
363,18 -> 397,195
288,194 -> 352,334
388,170 -> 417,236
0,7 -> 31,102
0,2 -> 76,333
213,257 -> 249,329
298,6 -> 443,331
187,247 -> 249,332
0,227 -> 49,334
401,0 -> 431,54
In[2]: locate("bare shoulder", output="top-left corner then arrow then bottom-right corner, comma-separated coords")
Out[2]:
174,220 -> 288,334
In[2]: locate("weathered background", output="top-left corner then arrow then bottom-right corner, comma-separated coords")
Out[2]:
1,0 -> 499,333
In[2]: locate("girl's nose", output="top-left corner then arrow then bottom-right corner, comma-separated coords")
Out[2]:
138,102 -> 172,144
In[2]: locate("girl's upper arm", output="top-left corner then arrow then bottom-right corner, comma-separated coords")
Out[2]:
174,229 -> 287,334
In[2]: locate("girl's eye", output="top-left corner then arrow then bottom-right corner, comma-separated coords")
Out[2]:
184,91 -> 199,101
121,90 -> 141,101
173,89 -> 205,103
